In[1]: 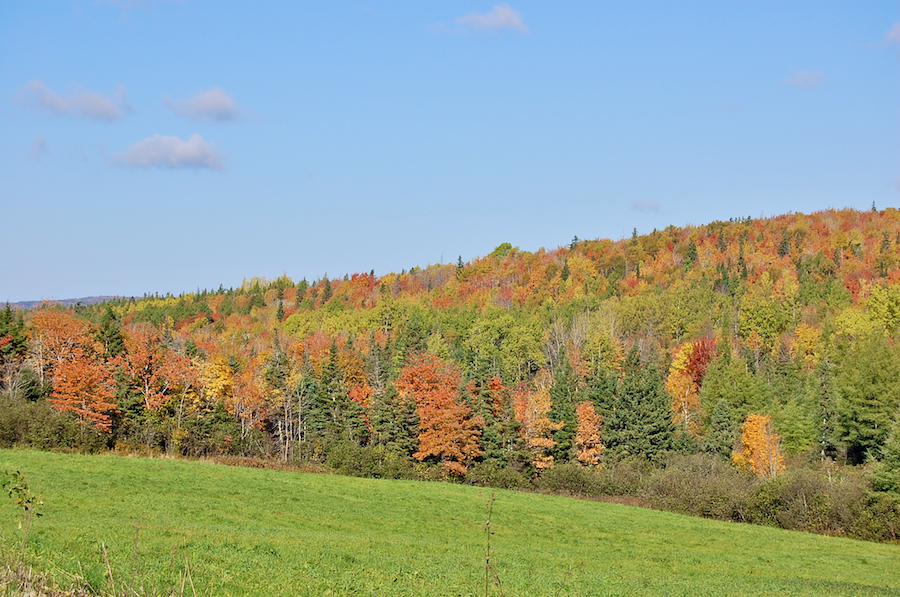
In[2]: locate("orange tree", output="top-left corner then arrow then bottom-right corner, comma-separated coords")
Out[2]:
396,354 -> 483,476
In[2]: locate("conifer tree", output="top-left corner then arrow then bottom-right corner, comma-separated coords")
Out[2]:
600,347 -> 674,462
548,348 -> 578,463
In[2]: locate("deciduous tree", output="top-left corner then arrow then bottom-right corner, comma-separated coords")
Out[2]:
732,413 -> 785,478
574,401 -> 603,465
396,354 -> 482,476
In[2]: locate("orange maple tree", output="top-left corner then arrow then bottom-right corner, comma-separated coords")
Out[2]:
396,354 -> 483,476
666,337 -> 716,438
32,309 -> 117,432
117,324 -> 173,410
49,357 -> 117,432
574,401 -> 604,465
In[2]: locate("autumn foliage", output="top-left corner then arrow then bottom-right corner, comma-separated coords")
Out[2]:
574,401 -> 603,465
33,309 -> 117,432
512,385 -> 562,469
395,354 -> 483,476
733,414 -> 785,479
665,337 -> 716,438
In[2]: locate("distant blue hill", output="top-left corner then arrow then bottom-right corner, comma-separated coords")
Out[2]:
6,296 -> 134,310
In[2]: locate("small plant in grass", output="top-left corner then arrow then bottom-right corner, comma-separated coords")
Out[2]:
0,470 -> 42,565
483,492 -> 503,597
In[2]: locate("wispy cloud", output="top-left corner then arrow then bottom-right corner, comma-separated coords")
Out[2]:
630,199 -> 660,213
784,70 -> 824,88
165,87 -> 241,122
12,80 -> 132,121
110,134 -> 224,171
456,4 -> 528,34
28,137 -> 49,160
888,22 -> 900,44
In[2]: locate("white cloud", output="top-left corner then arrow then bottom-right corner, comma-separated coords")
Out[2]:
888,22 -> 900,44
28,137 -> 49,160
456,4 -> 528,33
165,87 -> 240,122
110,134 -> 224,171
13,80 -> 132,121
784,70 -> 824,88
630,199 -> 660,213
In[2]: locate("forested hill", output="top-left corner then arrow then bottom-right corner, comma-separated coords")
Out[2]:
3,207 -> 900,539
10,296 -> 129,311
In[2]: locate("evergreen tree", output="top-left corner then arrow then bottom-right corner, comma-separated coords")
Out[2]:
466,375 -> 515,465
699,350 -> 765,425
275,288 -> 285,322
600,347 -> 674,462
704,399 -> 737,458
548,348 -> 578,463
813,360 -> 841,460
301,373 -> 327,442
296,279 -> 309,299
836,333 -> 900,464
96,305 -> 125,357
371,383 -> 419,456
871,415 -> 900,492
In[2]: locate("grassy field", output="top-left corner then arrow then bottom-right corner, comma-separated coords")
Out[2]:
0,449 -> 898,596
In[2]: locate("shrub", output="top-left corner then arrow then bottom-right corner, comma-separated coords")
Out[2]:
536,463 -> 604,496
465,462 -> 530,490
645,453 -> 754,521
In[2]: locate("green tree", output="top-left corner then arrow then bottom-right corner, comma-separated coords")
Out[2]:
597,348 -> 674,462
836,333 -> 900,464
371,383 -> 419,456
548,348 -> 578,463
704,399 -> 737,458
871,415 -> 900,492
96,305 -> 125,357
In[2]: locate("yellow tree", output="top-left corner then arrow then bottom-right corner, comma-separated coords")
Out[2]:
512,386 -> 563,470
732,413 -> 785,479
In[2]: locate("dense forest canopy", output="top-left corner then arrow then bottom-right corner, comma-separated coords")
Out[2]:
4,207 -> 900,538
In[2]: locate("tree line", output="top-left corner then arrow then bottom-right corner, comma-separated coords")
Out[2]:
2,207 -> 900,540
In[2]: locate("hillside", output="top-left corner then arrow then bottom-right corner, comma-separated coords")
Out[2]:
2,207 -> 900,540
7,296 -> 131,311
2,449 -> 899,597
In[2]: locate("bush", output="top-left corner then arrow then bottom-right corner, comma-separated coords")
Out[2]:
852,491 -> 900,542
594,457 -> 655,496
645,453 -> 754,521
465,462 -> 530,490
0,397 -> 106,452
324,442 -> 418,480
536,463 -> 604,496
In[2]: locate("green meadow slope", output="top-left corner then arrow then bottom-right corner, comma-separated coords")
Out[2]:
1,450 -> 898,597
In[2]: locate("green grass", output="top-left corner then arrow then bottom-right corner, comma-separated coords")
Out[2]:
1,449 -> 898,596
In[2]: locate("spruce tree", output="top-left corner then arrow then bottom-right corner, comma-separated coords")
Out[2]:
548,348 -> 578,463
601,347 -> 674,462
371,384 -> 419,456
96,304 -> 125,357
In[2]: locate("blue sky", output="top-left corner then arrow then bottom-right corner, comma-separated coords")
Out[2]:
2,1 -> 898,302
